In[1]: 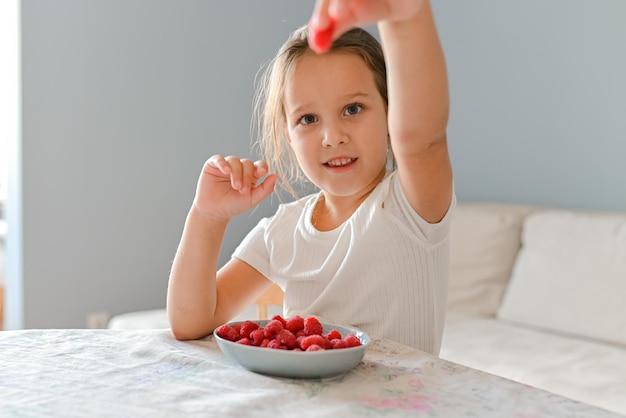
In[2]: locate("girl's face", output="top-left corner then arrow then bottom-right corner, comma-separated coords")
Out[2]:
284,52 -> 389,200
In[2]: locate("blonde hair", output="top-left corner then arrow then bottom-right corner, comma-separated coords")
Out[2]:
253,25 -> 388,200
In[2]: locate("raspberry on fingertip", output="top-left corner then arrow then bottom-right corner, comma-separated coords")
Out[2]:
309,18 -> 336,54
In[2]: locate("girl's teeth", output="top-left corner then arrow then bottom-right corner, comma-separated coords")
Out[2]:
328,158 -> 353,167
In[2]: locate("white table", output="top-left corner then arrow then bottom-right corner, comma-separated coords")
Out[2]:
0,328 -> 620,417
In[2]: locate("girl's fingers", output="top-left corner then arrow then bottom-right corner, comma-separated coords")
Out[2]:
239,159 -> 255,194
253,160 -> 269,179
309,0 -> 363,53
309,0 -> 336,53
309,0 -> 425,51
224,156 -> 244,191
206,156 -> 273,195
327,1 -> 357,34
251,174 -> 278,205
310,0 -> 332,30
206,155 -> 231,175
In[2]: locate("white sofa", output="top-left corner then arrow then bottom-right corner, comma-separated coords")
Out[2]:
441,203 -> 626,416
109,202 -> 626,415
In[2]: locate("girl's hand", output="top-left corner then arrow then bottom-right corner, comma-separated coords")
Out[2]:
309,0 -> 426,53
192,155 -> 277,223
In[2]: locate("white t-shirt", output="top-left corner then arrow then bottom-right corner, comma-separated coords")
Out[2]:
232,171 -> 455,354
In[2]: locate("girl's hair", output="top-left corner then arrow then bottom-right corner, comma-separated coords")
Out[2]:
253,25 -> 388,200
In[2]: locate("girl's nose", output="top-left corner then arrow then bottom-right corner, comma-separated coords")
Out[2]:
321,122 -> 349,147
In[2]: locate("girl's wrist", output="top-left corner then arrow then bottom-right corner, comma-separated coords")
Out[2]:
379,0 -> 429,27
186,206 -> 230,234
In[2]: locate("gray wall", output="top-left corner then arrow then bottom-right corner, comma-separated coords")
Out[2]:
433,0 -> 626,211
6,0 -> 626,329
8,1 -> 311,329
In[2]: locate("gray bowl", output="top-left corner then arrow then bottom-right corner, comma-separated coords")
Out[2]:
214,320 -> 370,378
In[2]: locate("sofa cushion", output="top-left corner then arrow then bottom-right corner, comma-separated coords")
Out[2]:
448,203 -> 533,317
440,317 -> 626,416
497,210 -> 626,347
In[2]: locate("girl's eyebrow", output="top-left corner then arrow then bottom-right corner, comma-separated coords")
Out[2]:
340,92 -> 371,101
287,102 -> 312,116
288,92 -> 372,115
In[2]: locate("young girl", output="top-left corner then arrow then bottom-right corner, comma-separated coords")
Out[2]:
167,0 -> 455,355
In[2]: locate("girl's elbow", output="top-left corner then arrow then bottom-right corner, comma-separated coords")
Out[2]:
170,323 -> 211,341
169,319 -> 190,340
168,312 -> 211,341
170,325 -> 193,341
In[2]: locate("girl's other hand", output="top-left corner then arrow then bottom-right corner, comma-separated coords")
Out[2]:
309,0 -> 426,53
192,155 -> 277,223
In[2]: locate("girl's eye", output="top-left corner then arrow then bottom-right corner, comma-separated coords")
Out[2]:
344,103 -> 363,116
299,114 -> 317,125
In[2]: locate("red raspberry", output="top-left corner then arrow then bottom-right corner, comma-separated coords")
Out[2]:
264,319 -> 284,339
331,339 -> 349,349
305,344 -> 324,352
300,334 -> 326,351
285,315 -> 305,333
277,329 -> 298,349
239,320 -> 259,339
323,336 -> 333,349
304,316 -> 323,336
296,335 -> 306,347
326,329 -> 342,341
220,314 -> 365,352
267,339 -> 286,350
216,325 -> 239,342
271,314 -> 287,327
249,328 -> 265,346
344,334 -> 362,347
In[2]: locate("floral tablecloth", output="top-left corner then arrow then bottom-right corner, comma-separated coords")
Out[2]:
0,329 -> 620,417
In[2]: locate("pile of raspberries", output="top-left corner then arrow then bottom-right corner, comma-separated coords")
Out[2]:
216,314 -> 362,351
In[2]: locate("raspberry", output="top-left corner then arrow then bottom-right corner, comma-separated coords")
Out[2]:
296,335 -> 306,347
300,334 -> 326,351
305,344 -> 324,352
326,329 -> 342,341
267,339 -> 286,350
331,339 -> 348,349
310,18 -> 336,54
304,316 -> 323,336
344,334 -> 362,347
249,328 -> 265,346
271,314 -> 287,327
277,329 -> 298,349
236,338 -> 251,345
323,336 -> 333,349
264,319 -> 284,339
216,324 -> 239,342
239,320 -> 259,339
285,315 -> 304,333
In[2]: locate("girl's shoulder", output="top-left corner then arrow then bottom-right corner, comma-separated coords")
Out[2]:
278,191 -> 318,212
266,191 -> 319,224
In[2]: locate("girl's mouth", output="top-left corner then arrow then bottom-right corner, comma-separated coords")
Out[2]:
325,157 -> 356,167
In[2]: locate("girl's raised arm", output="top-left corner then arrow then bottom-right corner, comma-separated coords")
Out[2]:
379,1 -> 452,223
309,0 -> 453,223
